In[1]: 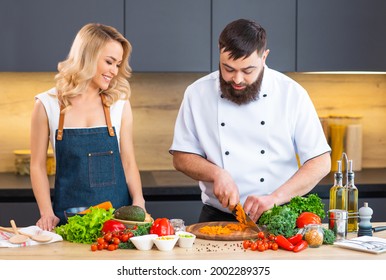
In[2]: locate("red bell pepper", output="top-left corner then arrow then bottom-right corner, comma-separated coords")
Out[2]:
101,220 -> 126,234
150,218 -> 175,236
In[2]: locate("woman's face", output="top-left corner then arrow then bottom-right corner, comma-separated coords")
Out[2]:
90,40 -> 123,91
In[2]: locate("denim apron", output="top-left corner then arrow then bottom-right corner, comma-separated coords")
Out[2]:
54,94 -> 130,225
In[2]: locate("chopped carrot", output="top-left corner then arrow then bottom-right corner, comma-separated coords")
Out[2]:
199,223 -> 247,235
78,201 -> 113,214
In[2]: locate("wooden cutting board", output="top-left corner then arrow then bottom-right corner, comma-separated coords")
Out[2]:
186,221 -> 260,241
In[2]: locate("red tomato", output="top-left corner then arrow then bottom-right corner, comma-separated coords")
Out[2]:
251,242 -> 258,251
243,240 -> 252,249
107,244 -> 116,251
271,242 -> 279,251
257,244 -> 265,252
91,244 -> 97,252
120,234 -> 129,243
258,231 -> 265,239
296,212 -> 321,228
103,232 -> 112,243
112,237 -> 120,245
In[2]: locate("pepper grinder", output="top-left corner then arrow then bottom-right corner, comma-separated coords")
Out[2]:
357,202 -> 373,237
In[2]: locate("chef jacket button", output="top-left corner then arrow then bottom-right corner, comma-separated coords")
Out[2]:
225,151 -> 230,155
260,150 -> 265,154
263,94 -> 267,97
260,178 -> 265,182
220,94 -> 224,98
221,122 -> 225,126
261,121 -> 265,125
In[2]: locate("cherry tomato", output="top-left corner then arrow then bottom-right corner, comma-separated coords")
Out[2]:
97,243 -> 104,250
103,232 -> 112,243
108,244 -> 116,251
271,242 -> 279,251
268,234 -> 276,241
112,237 -> 121,245
120,234 -> 129,243
258,231 -> 265,239
91,244 -> 97,252
257,244 -> 265,252
243,240 -> 252,249
97,237 -> 105,245
251,242 -> 258,251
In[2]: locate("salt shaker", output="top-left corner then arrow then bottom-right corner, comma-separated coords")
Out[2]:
328,209 -> 348,241
358,202 -> 373,237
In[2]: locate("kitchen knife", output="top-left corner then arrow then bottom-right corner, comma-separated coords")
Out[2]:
229,203 -> 265,233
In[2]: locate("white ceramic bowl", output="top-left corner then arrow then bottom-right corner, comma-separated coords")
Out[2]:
130,234 -> 158,251
176,231 -> 196,248
153,235 -> 179,251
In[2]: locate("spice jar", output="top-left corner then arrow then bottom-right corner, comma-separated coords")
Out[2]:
170,219 -> 186,232
304,224 -> 324,248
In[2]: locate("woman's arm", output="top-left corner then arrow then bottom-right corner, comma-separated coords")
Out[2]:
30,99 -> 59,230
120,100 -> 145,210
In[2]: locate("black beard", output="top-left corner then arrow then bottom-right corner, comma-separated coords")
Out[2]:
219,67 -> 264,105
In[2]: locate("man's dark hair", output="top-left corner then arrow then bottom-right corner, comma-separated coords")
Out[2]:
218,19 -> 267,60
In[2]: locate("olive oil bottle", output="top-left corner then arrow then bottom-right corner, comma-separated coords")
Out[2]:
346,160 -> 358,232
329,160 -> 347,211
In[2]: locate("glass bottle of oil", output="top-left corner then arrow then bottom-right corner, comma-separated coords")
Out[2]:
346,160 -> 358,232
329,160 -> 347,210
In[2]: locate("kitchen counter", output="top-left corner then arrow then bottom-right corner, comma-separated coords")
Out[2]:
1,168 -> 386,225
1,223 -> 386,260
1,168 -> 386,201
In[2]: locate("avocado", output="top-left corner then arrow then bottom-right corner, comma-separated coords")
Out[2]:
114,205 -> 146,221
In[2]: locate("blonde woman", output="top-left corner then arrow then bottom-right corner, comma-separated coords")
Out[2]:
30,23 -> 145,230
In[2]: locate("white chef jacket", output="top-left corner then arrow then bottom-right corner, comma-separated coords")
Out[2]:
170,66 -> 331,213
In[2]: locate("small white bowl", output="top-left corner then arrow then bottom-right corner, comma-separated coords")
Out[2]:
176,231 -> 196,248
130,234 -> 158,251
153,235 -> 179,251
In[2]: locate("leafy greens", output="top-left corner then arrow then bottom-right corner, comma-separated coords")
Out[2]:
55,207 -> 114,244
258,193 -> 326,238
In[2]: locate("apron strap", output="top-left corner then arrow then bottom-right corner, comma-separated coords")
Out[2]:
100,94 -> 115,137
56,102 -> 65,141
56,94 -> 115,141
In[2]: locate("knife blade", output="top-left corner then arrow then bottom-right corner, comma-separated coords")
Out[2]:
229,202 -> 265,233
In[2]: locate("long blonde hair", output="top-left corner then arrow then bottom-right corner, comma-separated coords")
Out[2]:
55,23 -> 132,108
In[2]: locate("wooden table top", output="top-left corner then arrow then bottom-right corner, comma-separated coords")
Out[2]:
1,223 -> 386,260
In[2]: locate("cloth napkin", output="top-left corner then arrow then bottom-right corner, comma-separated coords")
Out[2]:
0,226 -> 63,248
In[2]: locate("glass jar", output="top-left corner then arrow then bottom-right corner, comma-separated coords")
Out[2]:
170,219 -> 186,232
304,224 -> 324,248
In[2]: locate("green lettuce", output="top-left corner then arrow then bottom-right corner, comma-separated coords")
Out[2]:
55,207 -> 114,244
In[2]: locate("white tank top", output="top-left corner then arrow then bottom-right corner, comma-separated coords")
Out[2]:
35,87 -> 126,152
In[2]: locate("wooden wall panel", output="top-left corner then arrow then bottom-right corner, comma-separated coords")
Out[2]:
0,72 -> 385,173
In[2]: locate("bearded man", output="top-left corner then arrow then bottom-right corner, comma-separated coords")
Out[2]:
169,19 -> 331,223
